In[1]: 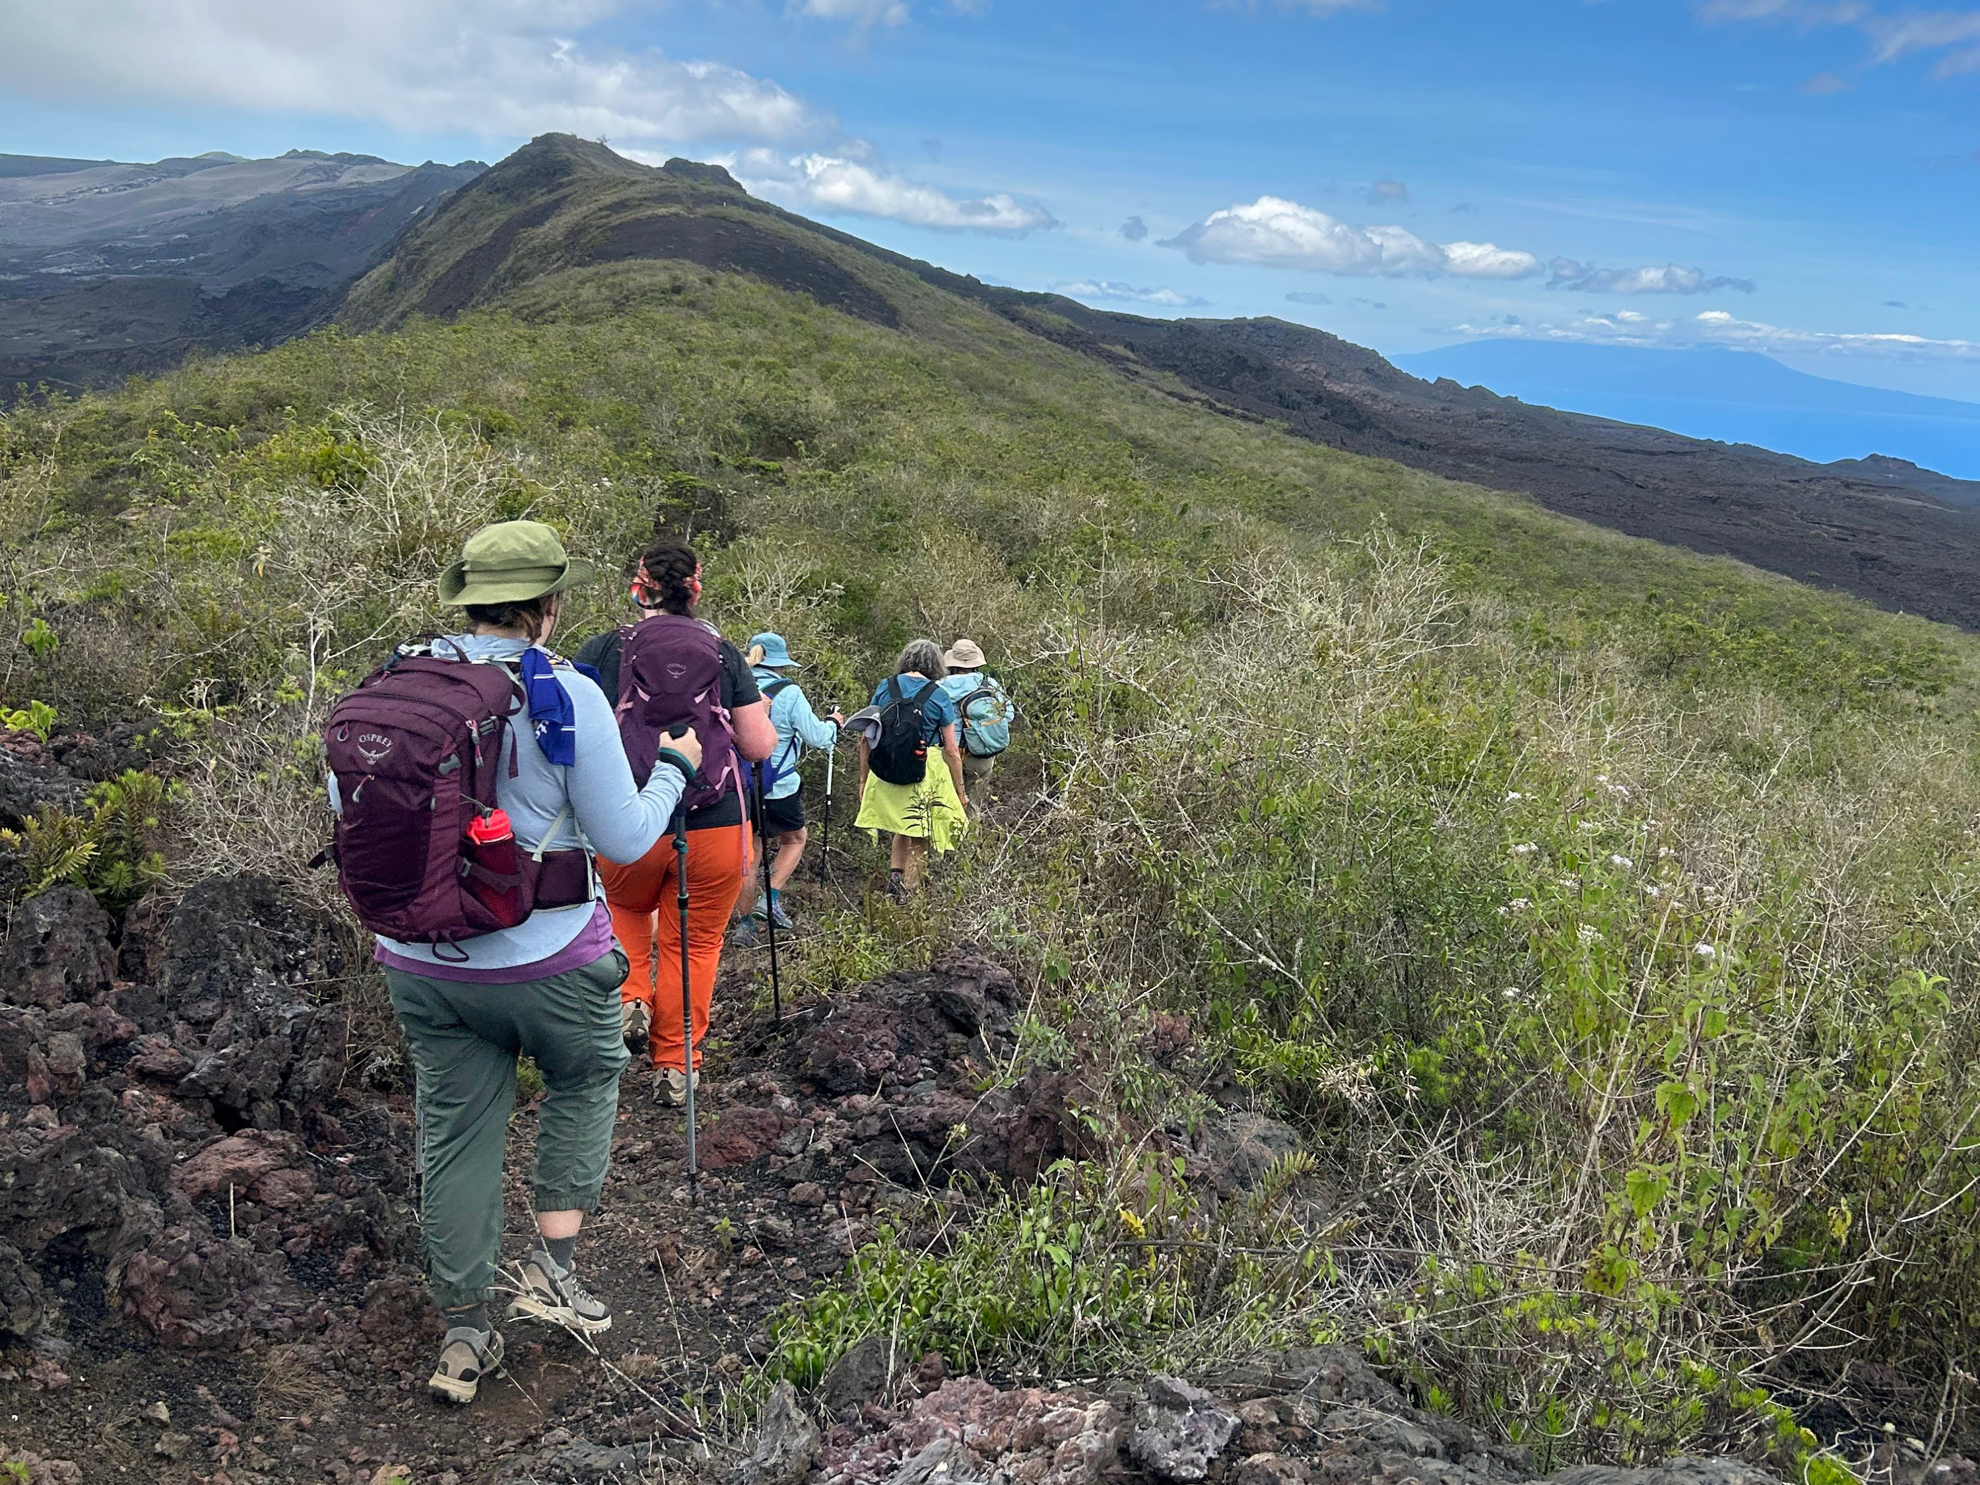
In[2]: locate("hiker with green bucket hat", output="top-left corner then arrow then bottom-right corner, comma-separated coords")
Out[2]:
323,519 -> 705,1405
734,630 -> 843,941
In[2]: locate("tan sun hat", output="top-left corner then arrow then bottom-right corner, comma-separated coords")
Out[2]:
437,520 -> 601,606
943,638 -> 987,669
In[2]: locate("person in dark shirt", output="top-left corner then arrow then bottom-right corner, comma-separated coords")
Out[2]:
574,539 -> 775,1104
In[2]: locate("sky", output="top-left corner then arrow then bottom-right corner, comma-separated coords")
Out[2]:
1,0 -> 1976,401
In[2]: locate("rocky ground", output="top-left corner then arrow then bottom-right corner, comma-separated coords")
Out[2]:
0,730 -> 1964,1485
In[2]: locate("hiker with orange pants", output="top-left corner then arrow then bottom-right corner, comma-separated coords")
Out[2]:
574,538 -> 775,1104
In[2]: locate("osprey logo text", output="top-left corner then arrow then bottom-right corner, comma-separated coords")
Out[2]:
356,732 -> 395,764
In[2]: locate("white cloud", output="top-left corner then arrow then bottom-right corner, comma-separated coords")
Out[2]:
0,1 -> 1052,237
796,0 -> 910,26
1453,308 -> 1980,364
1549,258 -> 1757,294
1053,280 -> 1208,308
0,0 -> 821,146
741,152 -> 1056,232
1702,0 -> 1980,79
1865,9 -> 1980,73
1161,195 -> 1543,279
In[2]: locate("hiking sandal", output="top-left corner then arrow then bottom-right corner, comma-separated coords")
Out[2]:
428,1326 -> 504,1404
506,1250 -> 612,1335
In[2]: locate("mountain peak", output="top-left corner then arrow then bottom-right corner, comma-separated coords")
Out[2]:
475,133 -> 649,201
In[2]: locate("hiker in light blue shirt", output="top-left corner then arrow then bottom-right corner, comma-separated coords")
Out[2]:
736,631 -> 843,934
937,638 -> 1014,797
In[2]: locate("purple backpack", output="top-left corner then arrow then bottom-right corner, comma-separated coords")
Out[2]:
324,645 -> 591,947
613,613 -> 738,814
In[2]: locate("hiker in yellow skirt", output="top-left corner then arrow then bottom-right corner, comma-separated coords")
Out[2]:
853,639 -> 970,898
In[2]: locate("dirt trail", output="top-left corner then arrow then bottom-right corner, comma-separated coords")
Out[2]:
0,828 -> 1076,1484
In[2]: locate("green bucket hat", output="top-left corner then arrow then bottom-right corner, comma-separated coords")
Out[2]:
437,520 -> 601,606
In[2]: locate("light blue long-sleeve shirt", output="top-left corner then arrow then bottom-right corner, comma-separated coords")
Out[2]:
328,633 -> 687,972
753,664 -> 839,800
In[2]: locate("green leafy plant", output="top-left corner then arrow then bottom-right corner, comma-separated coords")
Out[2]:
19,616 -> 56,658
0,699 -> 56,739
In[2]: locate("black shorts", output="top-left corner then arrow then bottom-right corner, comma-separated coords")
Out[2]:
760,790 -> 806,839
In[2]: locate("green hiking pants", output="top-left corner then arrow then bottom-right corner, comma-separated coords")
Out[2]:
386,948 -> 630,1312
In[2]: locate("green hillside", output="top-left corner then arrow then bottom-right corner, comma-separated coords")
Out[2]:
4,134 -> 1979,1468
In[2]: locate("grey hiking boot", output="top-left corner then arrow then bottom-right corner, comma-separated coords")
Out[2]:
766,892 -> 796,931
730,915 -> 760,946
620,997 -> 650,1056
653,1066 -> 699,1108
506,1249 -> 612,1335
428,1326 -> 504,1404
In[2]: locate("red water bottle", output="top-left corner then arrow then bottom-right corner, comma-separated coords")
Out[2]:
462,808 -> 528,927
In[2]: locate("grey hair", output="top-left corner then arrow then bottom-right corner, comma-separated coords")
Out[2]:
896,639 -> 947,680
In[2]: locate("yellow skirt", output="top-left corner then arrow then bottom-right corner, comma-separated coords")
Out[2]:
855,753 -> 969,853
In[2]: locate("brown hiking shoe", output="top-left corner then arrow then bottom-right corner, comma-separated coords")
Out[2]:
620,998 -> 650,1056
506,1250 -> 612,1335
428,1326 -> 504,1404
652,1066 -> 699,1108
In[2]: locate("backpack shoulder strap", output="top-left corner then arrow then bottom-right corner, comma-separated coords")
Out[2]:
763,678 -> 795,699
885,676 -> 906,708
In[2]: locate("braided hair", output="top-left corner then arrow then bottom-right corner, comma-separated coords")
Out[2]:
633,538 -> 699,615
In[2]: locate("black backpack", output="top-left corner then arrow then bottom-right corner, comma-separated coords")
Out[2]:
869,677 -> 937,786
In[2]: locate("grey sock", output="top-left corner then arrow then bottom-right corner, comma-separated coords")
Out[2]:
541,1235 -> 577,1270
444,1301 -> 490,1334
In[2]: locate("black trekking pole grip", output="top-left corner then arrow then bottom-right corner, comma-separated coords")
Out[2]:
671,802 -> 696,1204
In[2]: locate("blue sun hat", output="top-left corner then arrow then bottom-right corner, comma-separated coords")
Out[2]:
749,631 -> 801,669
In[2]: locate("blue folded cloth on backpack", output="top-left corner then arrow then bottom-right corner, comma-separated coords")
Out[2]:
519,647 -> 577,767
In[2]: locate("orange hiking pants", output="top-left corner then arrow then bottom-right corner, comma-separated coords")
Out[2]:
598,823 -> 748,1073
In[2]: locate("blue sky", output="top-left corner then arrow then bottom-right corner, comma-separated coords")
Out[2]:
2,0 -> 1976,399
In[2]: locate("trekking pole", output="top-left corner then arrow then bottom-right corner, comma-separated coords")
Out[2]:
672,802 -> 698,1205
822,718 -> 837,884
755,768 -> 783,1028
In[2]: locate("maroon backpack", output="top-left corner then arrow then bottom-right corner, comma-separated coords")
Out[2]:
613,613 -> 738,814
324,644 -> 591,947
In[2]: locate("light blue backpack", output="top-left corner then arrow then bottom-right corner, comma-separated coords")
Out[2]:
954,676 -> 1014,759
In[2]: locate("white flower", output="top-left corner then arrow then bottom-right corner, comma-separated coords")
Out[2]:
1658,847 -> 1676,860
1502,986 -> 1521,1000
1509,897 -> 1530,912
1511,842 -> 1537,855
1578,924 -> 1600,945
1645,884 -> 1662,898
1595,773 -> 1609,784
1578,820 -> 1601,833
1505,791 -> 1525,803
1558,875 -> 1582,891
1609,854 -> 1633,869
1693,943 -> 1717,961
1606,782 -> 1631,799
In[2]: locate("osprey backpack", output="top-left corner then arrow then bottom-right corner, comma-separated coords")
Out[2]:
613,612 -> 739,813
324,643 -> 592,946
